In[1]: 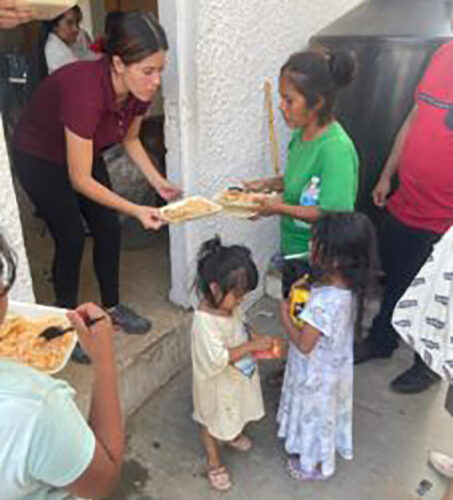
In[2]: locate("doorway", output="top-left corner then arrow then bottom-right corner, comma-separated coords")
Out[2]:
3,0 -> 172,318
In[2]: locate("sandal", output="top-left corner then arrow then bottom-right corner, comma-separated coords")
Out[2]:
227,434 -> 252,452
207,465 -> 232,492
287,457 -> 328,481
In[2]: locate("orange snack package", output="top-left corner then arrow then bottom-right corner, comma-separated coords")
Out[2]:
254,338 -> 285,360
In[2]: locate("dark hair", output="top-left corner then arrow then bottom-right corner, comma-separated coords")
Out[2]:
73,4 -> 82,24
195,236 -> 259,308
280,50 -> 356,126
105,11 -> 126,37
311,212 -> 379,335
105,11 -> 168,65
26,6 -> 79,99
0,234 -> 17,298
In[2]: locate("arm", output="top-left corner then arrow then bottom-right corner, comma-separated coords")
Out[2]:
280,300 -> 321,354
65,127 -> 162,229
373,104 -> 418,207
256,199 -> 321,221
0,0 -> 32,28
65,303 -> 123,498
123,117 -> 182,201
243,176 -> 284,193
228,335 -> 272,363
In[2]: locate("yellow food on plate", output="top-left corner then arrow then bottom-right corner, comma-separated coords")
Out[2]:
216,189 -> 278,208
0,314 -> 75,372
161,196 -> 222,223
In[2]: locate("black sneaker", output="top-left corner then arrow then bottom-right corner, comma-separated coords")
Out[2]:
71,343 -> 91,365
109,304 -> 152,335
354,338 -> 394,365
390,362 -> 441,394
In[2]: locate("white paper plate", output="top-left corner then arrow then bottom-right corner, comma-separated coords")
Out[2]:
16,0 -> 77,20
5,301 -> 77,374
160,196 -> 223,224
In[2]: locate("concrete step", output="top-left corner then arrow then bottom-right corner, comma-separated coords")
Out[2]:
59,302 -> 192,419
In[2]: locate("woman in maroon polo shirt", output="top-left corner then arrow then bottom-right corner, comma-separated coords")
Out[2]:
12,12 -> 180,362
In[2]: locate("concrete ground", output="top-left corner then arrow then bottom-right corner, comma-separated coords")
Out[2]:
110,297 -> 453,500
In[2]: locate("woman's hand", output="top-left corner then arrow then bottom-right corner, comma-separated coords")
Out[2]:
133,205 -> 164,230
67,303 -> 114,365
156,181 -> 182,202
372,174 -> 391,207
255,197 -> 282,216
243,179 -> 269,192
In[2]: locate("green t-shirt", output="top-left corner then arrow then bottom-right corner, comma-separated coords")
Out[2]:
281,121 -> 359,255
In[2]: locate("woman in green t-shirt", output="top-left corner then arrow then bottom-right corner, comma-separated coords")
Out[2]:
247,50 -> 359,297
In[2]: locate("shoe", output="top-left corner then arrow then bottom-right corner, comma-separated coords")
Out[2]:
390,362 -> 441,394
354,338 -> 393,365
109,304 -> 152,335
429,451 -> 453,479
70,343 -> 91,365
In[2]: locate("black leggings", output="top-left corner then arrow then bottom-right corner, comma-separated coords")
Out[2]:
13,150 -> 121,309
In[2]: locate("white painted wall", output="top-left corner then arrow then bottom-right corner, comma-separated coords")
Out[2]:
161,0 -> 363,307
78,0 -> 94,37
0,119 -> 34,302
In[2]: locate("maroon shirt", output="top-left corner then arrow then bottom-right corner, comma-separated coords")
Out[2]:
13,56 -> 149,164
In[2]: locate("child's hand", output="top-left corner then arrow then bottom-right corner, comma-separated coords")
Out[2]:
251,335 -> 273,352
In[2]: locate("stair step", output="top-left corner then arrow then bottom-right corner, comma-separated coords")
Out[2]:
59,303 -> 192,419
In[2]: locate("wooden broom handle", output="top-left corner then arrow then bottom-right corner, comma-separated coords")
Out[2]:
264,78 -> 280,176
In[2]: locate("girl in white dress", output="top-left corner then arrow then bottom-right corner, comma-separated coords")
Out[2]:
191,236 -> 272,492
278,212 -> 378,481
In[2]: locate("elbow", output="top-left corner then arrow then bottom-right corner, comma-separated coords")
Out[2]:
99,471 -> 122,498
69,172 -> 89,195
88,463 -> 123,499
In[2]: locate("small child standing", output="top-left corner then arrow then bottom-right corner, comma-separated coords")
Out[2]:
278,212 -> 378,481
191,236 -> 272,492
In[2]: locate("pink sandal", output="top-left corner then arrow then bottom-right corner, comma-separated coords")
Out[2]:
207,465 -> 232,492
227,434 -> 252,452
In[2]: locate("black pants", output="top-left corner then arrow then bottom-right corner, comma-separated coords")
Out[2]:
368,212 -> 440,354
281,258 -> 311,299
13,150 -> 121,309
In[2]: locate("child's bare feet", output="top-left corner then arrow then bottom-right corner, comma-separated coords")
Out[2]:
207,465 -> 232,492
227,434 -> 252,452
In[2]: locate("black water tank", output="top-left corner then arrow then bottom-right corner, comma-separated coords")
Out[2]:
311,0 -> 452,227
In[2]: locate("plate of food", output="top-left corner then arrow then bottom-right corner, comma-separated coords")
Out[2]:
16,0 -> 77,20
160,196 -> 223,224
0,301 -> 77,374
214,187 -> 279,210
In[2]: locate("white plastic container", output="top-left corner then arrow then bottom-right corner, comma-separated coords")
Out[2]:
6,301 -> 77,374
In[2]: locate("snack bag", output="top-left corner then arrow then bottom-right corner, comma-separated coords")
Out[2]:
289,274 -> 311,328
254,338 -> 285,360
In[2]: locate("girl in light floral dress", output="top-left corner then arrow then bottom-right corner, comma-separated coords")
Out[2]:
278,212 -> 378,480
